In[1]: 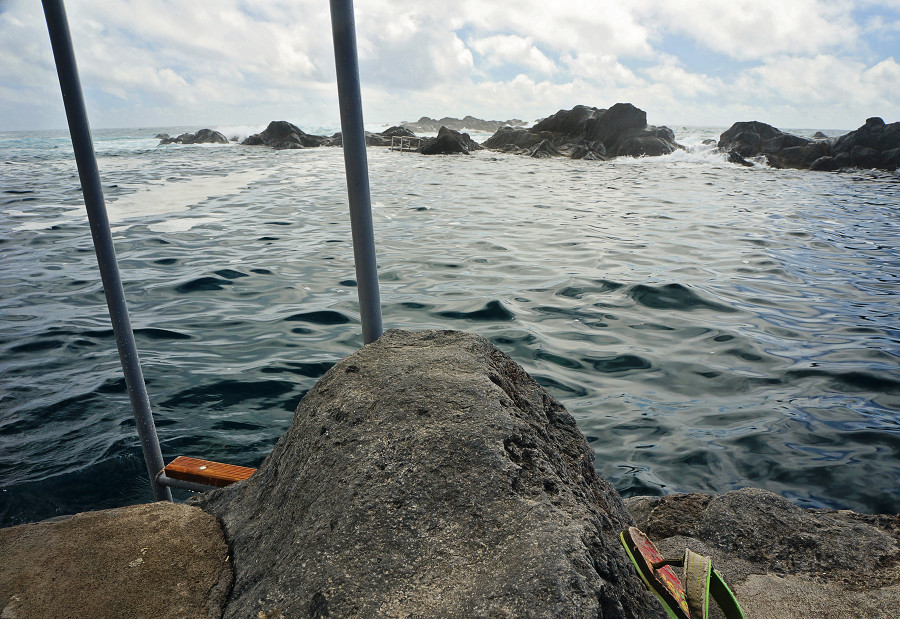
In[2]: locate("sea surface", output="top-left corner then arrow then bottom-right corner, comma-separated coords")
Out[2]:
1,124 -> 898,526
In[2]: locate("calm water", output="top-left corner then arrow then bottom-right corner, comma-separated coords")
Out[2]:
1,126 -> 898,525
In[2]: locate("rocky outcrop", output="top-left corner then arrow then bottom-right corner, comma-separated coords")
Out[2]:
402,115 -> 526,133
719,118 -> 900,170
158,128 -> 229,145
0,501 -> 232,618
626,488 -> 900,618
419,126 -> 483,155
241,120 -> 328,149
483,103 -> 681,160
326,125 -> 418,148
192,329 -> 662,619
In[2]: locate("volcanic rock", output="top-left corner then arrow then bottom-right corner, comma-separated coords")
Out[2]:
241,120 -> 328,149
402,115 -> 526,133
327,125 -> 419,148
192,329 -> 662,619
158,128 -> 229,145
719,117 -> 900,170
626,488 -> 900,618
420,126 -> 483,155
484,103 -> 681,161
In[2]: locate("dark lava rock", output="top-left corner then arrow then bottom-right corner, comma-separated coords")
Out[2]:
727,150 -> 754,166
625,488 -> 900,617
158,128 -> 229,145
809,155 -> 839,171
420,126 -> 483,155
402,115 -> 526,133
193,329 -> 662,619
813,131 -> 829,139
720,117 -> 900,170
326,125 -> 419,148
484,103 -> 681,161
241,120 -> 327,149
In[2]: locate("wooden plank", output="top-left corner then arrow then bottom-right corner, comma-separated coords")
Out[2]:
164,456 -> 256,488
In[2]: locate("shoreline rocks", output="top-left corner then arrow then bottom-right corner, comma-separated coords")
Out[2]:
419,126 -> 483,154
626,488 -> 900,618
241,120 -> 328,149
401,115 -> 526,133
191,329 -> 662,618
483,103 -> 682,160
719,117 -> 900,171
158,128 -> 229,145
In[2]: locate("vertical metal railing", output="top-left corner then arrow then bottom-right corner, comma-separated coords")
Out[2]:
330,0 -> 384,344
42,0 -> 171,501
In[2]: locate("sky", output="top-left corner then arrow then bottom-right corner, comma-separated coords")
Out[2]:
1,0 -> 899,132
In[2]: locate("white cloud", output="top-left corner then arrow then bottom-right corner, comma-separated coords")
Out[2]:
468,35 -> 557,75
1,0 -> 898,130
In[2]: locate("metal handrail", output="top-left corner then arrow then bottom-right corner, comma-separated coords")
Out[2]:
41,0 -> 383,498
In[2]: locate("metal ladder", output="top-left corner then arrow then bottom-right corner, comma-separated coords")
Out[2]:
41,0 -> 383,497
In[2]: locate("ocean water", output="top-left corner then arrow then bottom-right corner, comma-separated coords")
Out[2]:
1,125 -> 898,526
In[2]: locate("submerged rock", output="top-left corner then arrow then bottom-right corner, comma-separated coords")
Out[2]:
158,128 -> 229,145
484,103 -> 680,161
242,120 -> 328,149
627,488 -> 900,618
193,329 -> 661,619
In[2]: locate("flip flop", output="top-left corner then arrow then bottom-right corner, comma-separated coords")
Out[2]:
620,526 -> 745,619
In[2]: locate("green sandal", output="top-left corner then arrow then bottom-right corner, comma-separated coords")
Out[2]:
620,526 -> 745,619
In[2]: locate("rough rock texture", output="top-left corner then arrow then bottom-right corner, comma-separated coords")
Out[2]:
158,128 -> 229,145
419,126 -> 483,155
0,501 -> 232,619
719,118 -> 900,170
626,488 -> 900,618
401,115 -> 526,133
193,329 -> 662,619
483,103 -> 680,161
242,120 -> 328,149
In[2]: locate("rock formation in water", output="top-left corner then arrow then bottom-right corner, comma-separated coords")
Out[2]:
192,329 -> 662,619
626,488 -> 900,618
326,125 -> 418,148
719,117 -> 900,171
419,126 -> 483,155
402,115 -> 527,133
241,120 -> 329,149
158,128 -> 229,145
483,103 -> 681,160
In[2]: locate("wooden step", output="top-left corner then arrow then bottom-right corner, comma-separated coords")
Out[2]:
164,456 -> 256,488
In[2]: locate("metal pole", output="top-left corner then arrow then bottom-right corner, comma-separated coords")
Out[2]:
330,0 -> 384,344
41,0 -> 172,501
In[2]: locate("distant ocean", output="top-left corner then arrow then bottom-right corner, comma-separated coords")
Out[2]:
1,124 -> 898,526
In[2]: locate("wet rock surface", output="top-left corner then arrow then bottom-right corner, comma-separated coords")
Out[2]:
0,501 -> 232,619
719,118 -> 900,170
158,128 -> 229,145
626,488 -> 900,618
484,103 -> 680,160
242,120 -> 328,149
193,329 -> 661,619
420,126 -> 483,154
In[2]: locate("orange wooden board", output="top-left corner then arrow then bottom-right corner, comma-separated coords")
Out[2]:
164,455 -> 256,488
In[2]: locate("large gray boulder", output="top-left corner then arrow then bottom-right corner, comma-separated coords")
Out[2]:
193,329 -> 662,619
0,502 -> 232,619
626,488 -> 900,618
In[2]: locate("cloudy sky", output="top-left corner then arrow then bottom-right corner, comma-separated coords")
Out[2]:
1,0 -> 898,132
